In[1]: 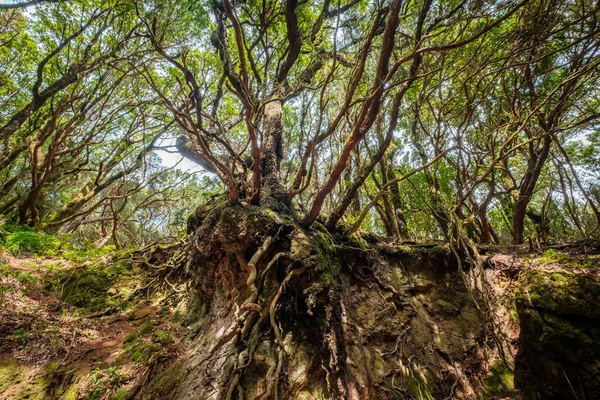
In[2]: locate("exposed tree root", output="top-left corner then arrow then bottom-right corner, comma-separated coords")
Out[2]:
130,204 -> 527,399
448,212 -> 514,371
267,265 -> 307,400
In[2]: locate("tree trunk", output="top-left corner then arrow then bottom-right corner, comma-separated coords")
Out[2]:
512,198 -> 528,245
511,133 -> 553,244
260,98 -> 288,206
18,190 -> 39,225
479,208 -> 494,245
385,158 -> 408,239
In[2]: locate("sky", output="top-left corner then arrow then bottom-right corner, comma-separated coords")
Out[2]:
153,137 -> 204,174
0,0 -> 34,8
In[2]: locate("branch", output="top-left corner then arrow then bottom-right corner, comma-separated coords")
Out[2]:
347,146 -> 458,235
276,0 -> 302,83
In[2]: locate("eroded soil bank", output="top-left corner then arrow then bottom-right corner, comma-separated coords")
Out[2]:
1,204 -> 599,399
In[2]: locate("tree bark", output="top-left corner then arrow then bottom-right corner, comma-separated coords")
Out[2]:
511,135 -> 552,244
512,198 -> 528,245
260,98 -> 288,206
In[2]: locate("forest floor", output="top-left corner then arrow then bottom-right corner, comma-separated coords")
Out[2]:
0,242 -> 598,399
0,248 -> 185,400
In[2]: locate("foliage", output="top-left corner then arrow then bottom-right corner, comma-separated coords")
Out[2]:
10,328 -> 29,345
85,366 -> 124,399
0,0 -> 598,248
1,227 -> 58,255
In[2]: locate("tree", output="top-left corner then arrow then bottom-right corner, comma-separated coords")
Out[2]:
3,0 -> 600,398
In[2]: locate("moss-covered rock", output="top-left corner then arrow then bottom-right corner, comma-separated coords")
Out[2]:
523,269 -> 600,317
152,330 -> 172,345
47,262 -> 133,312
515,267 -> 600,399
144,360 -> 185,398
132,342 -> 161,362
290,229 -> 341,287
112,388 -> 130,400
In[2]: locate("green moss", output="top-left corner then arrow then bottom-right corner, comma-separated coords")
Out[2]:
509,308 -> 519,324
60,244 -> 117,264
113,388 -> 130,400
542,248 -> 556,258
123,331 -> 140,344
347,232 -> 368,251
152,330 -> 172,345
123,334 -> 139,348
262,208 -> 277,220
138,321 -> 153,335
131,343 -> 161,362
47,262 -> 133,313
432,243 -> 448,253
43,363 -> 80,399
313,232 -> 341,287
483,360 -> 514,395
121,337 -> 141,359
521,269 -> 600,317
144,361 -> 184,398
157,307 -> 170,320
13,364 -> 55,400
62,383 -> 79,400
563,256 -> 596,269
14,379 -> 49,400
0,360 -> 80,399
122,328 -> 161,363
314,232 -> 335,254
187,198 -> 228,228
0,360 -> 25,394
516,265 -> 600,385
122,322 -> 155,358
537,249 -> 569,264
396,245 -> 415,255
290,230 -> 343,287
